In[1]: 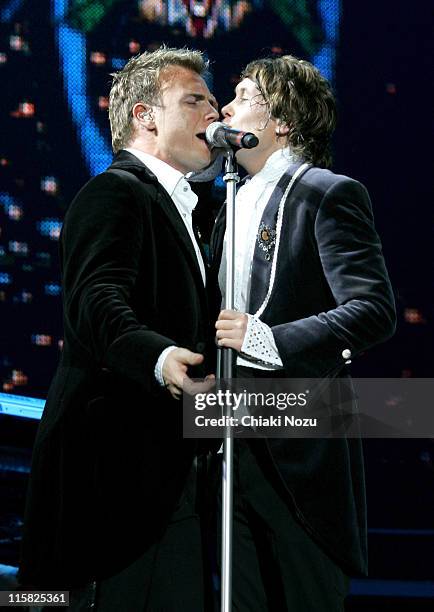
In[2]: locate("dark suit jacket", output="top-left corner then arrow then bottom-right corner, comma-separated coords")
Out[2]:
19,151 -> 212,588
210,161 -> 396,575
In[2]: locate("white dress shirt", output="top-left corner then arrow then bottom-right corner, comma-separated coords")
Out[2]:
219,147 -> 298,370
124,148 -> 206,385
125,148 -> 206,285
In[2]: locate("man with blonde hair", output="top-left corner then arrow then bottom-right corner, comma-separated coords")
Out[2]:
19,46 -> 218,611
211,55 -> 396,610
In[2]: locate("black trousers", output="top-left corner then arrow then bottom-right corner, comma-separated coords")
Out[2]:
63,461 -> 209,612
214,440 -> 350,612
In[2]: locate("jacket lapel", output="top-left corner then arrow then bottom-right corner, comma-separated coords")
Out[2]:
155,187 -> 207,292
250,161 -> 311,317
210,160 -> 309,316
108,151 -> 207,297
248,166 -> 297,313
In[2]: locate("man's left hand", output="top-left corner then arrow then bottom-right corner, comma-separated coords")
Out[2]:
215,309 -> 248,352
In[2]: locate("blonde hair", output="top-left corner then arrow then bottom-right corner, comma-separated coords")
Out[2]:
109,46 -> 208,153
243,55 -> 337,168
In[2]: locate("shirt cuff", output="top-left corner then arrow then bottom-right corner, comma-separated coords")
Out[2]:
241,315 -> 283,367
154,345 -> 178,386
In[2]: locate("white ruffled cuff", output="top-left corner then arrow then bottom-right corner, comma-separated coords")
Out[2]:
241,315 -> 283,367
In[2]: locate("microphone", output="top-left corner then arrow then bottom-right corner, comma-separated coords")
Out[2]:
205,121 -> 259,149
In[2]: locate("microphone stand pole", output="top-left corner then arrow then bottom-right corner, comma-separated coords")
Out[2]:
218,147 -> 239,612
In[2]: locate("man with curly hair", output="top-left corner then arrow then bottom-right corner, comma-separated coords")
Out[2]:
211,55 -> 396,611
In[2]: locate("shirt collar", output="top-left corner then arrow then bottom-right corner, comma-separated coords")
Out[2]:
124,148 -> 193,201
248,147 -> 299,185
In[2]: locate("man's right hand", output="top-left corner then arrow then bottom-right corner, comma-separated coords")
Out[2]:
162,348 -> 211,400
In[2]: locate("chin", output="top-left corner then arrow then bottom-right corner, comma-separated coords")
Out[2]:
191,155 -> 211,172
234,147 -> 247,164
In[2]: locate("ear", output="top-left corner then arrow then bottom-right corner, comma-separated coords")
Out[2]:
275,120 -> 289,136
132,102 -> 156,130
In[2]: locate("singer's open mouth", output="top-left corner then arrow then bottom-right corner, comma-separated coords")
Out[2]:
196,133 -> 206,141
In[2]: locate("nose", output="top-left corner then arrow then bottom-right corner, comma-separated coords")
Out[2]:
207,107 -> 219,123
221,101 -> 233,122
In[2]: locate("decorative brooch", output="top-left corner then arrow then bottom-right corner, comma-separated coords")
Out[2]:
257,222 -> 276,261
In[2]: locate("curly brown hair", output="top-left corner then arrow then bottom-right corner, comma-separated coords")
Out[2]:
242,55 -> 337,168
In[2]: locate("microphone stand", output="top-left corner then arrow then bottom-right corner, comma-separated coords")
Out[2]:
217,147 -> 239,612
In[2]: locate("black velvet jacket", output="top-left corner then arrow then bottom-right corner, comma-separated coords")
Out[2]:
210,162 -> 396,576
19,151 -> 212,587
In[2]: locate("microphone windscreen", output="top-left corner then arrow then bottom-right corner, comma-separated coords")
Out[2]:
205,121 -> 226,147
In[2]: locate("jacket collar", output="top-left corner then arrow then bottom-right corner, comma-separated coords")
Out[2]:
108,150 -> 160,183
108,150 -> 208,302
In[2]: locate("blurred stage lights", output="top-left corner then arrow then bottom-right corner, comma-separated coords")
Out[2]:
111,57 -> 125,70
12,370 -> 28,386
7,205 -> 23,220
129,40 -> 141,54
9,34 -> 29,52
4,204 -> 23,220
8,241 -> 28,255
0,273 -> 12,285
44,283 -> 61,296
98,96 -> 109,110
37,219 -> 62,240
14,290 -> 33,304
2,371 -> 29,392
41,176 -> 59,195
31,334 -> 52,347
404,308 -> 426,325
10,101 -> 35,118
90,51 -> 107,65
